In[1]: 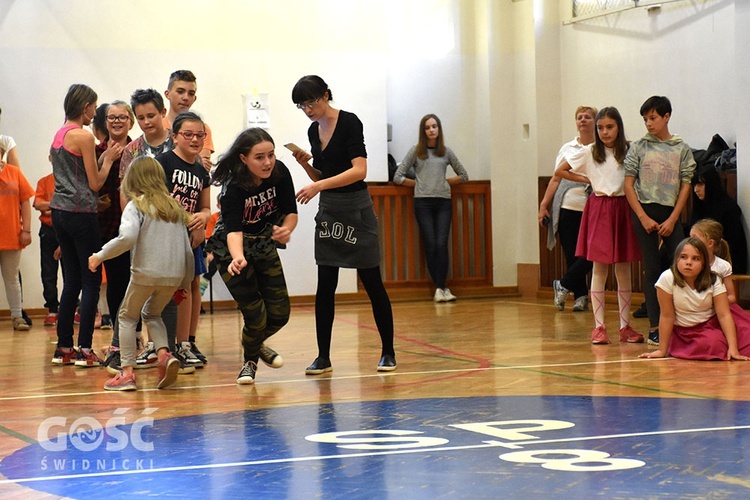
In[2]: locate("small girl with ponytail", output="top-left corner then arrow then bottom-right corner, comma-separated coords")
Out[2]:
689,218 -> 736,304
89,156 -> 194,391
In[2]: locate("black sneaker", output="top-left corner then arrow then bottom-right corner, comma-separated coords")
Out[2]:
104,349 -> 122,375
259,344 -> 283,368
648,329 -> 659,346
135,341 -> 157,369
100,314 -> 113,331
633,302 -> 648,319
377,354 -> 397,372
237,360 -> 257,385
172,348 -> 196,375
178,342 -> 204,368
190,342 -> 208,364
305,357 -> 332,375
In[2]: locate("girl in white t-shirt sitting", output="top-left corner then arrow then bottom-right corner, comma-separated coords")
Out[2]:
640,237 -> 750,361
689,218 -> 737,304
556,107 -> 643,345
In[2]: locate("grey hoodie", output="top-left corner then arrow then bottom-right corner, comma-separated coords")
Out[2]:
95,201 -> 194,290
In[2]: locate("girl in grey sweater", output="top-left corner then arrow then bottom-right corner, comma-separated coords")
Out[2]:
394,114 -> 469,302
89,156 -> 194,391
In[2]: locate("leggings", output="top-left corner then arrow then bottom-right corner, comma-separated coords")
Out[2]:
315,265 -> 395,359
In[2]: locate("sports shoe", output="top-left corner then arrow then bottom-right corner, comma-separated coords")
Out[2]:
22,309 -> 32,327
572,296 -> 589,312
237,360 -> 257,385
172,348 -> 196,375
135,341 -> 158,369
73,311 -> 81,325
51,347 -> 76,365
633,302 -> 648,319
12,317 -> 29,331
75,348 -> 103,367
44,313 -> 58,326
553,280 -> 570,311
377,354 -> 397,372
433,289 -> 445,303
648,329 -> 659,346
442,288 -> 457,302
178,341 -> 204,367
619,325 -> 645,343
100,314 -> 112,330
103,372 -> 137,391
157,353 -> 180,389
103,348 -> 122,375
190,342 -> 208,364
590,326 -> 610,345
305,357 -> 333,375
259,344 -> 283,368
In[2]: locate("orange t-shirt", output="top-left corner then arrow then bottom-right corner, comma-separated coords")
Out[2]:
34,173 -> 55,227
0,163 -> 34,250
205,212 -> 219,239
163,117 -> 214,153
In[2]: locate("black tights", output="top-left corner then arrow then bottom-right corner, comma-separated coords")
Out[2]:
315,265 -> 394,359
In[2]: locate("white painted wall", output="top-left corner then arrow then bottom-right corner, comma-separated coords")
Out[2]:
0,0 -> 390,307
0,0 -> 743,310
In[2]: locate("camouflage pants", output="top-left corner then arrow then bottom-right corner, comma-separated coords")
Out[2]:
212,235 -> 290,363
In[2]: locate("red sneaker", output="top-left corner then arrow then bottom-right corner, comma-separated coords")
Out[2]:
104,372 -> 137,391
44,313 -> 58,326
75,349 -> 103,367
590,326 -> 610,345
619,325 -> 645,343
51,347 -> 76,365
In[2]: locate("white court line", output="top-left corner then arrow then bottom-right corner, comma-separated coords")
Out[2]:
1,423 -> 749,485
0,357 -> 670,401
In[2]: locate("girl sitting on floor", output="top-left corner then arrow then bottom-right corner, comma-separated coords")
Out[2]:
640,237 -> 750,361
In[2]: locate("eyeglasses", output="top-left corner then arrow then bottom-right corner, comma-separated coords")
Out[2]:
106,115 -> 130,123
176,131 -> 207,140
295,98 -> 320,110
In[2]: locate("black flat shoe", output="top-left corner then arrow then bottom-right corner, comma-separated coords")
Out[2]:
377,354 -> 397,372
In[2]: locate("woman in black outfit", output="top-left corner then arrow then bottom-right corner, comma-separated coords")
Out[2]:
690,166 -> 748,274
291,75 -> 396,374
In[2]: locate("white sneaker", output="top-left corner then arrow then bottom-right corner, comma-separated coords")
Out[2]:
433,289 -> 446,302
442,288 -> 457,302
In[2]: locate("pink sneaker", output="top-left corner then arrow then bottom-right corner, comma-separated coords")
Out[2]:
591,326 -> 610,344
157,352 -> 180,389
104,372 -> 137,391
619,325 -> 645,343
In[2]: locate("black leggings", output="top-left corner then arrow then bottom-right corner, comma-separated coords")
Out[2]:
315,265 -> 394,359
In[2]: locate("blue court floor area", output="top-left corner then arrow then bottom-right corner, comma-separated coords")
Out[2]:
2,395 -> 750,498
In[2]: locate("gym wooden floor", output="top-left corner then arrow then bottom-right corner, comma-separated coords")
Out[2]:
1,294 -> 749,498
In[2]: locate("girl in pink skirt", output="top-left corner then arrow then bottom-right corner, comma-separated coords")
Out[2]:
640,237 -> 750,361
556,107 -> 643,344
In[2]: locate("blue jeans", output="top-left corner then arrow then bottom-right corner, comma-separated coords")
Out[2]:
414,197 -> 452,289
52,210 -> 101,349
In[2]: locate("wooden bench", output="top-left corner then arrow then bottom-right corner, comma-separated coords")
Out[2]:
733,274 -> 750,308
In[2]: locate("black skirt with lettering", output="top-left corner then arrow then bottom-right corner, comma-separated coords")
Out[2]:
315,189 -> 380,269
